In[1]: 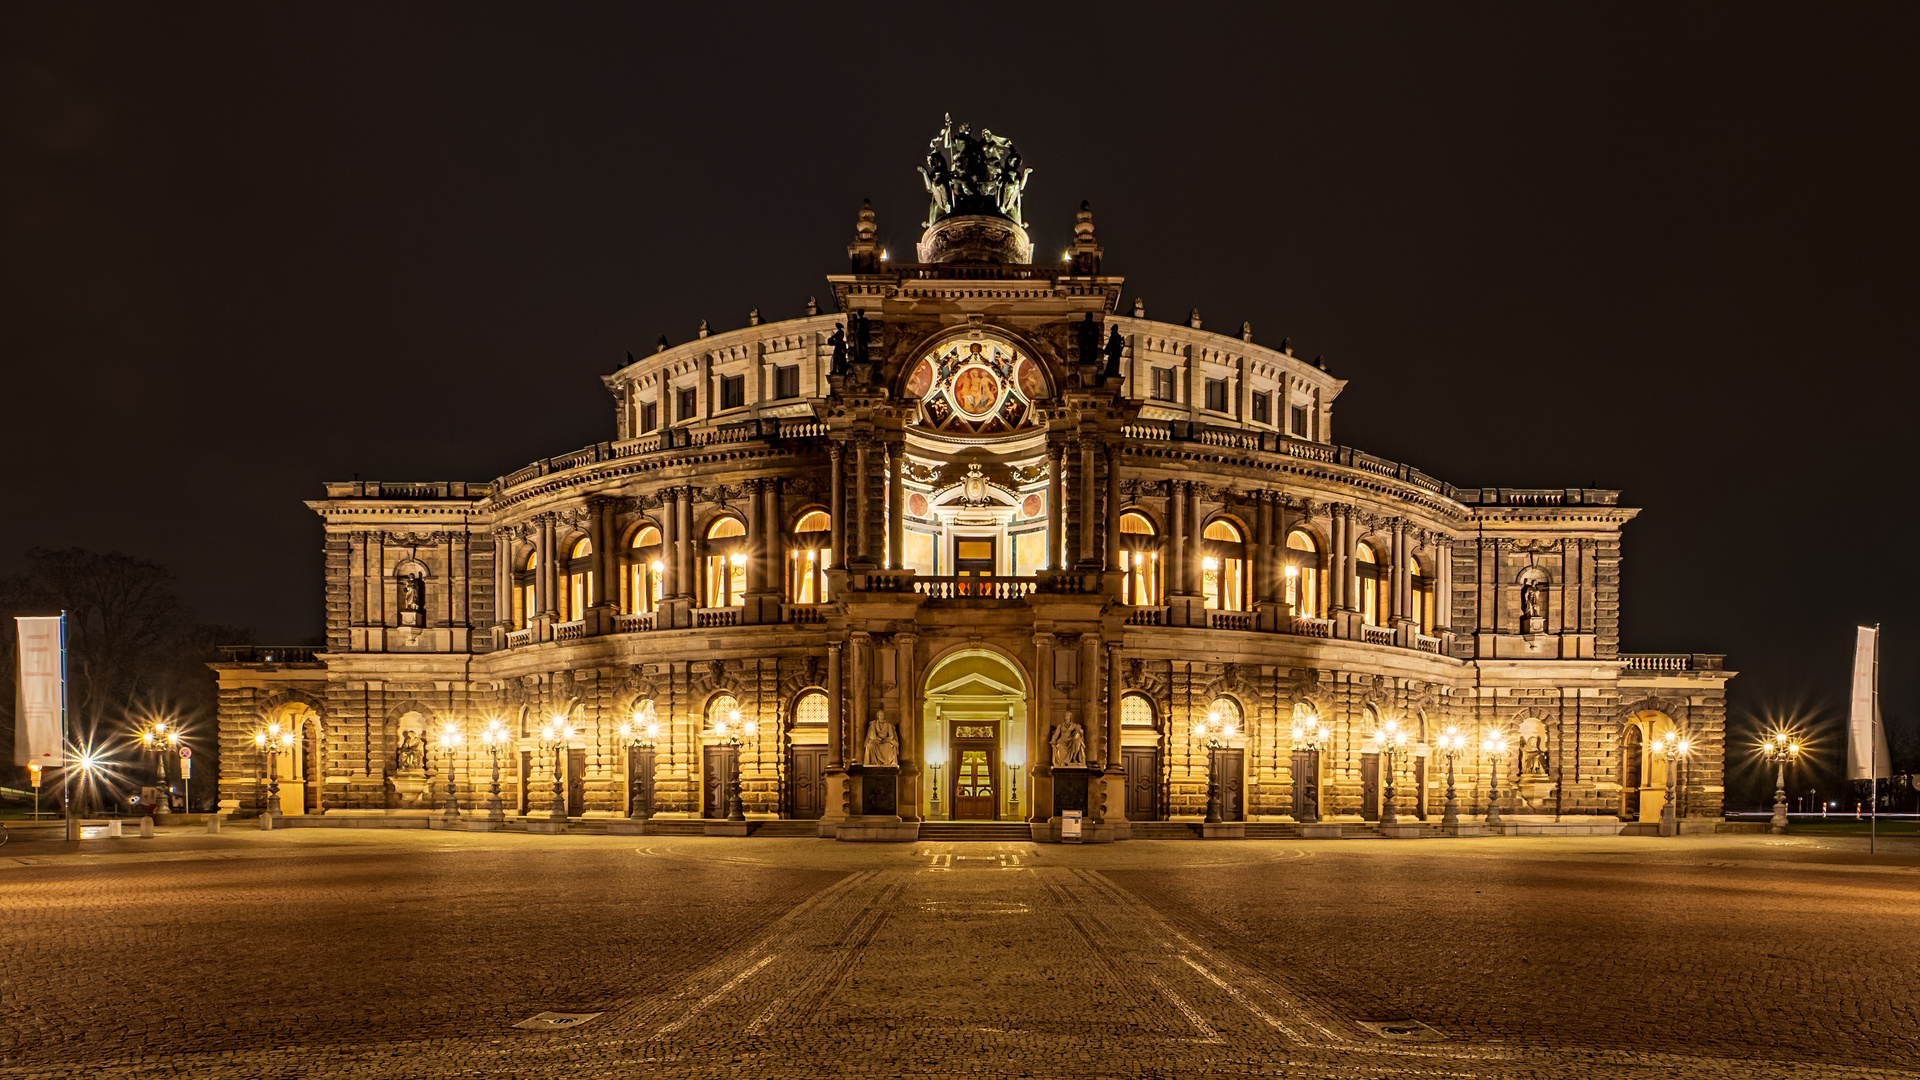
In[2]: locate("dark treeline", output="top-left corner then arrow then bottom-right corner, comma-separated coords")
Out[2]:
1,548 -> 250,812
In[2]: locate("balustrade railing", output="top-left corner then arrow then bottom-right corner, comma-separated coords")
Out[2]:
553,619 -> 586,642
1124,606 -> 1168,626
613,611 -> 655,633
694,607 -> 740,628
1620,653 -> 1691,672
505,629 -> 534,649
1207,610 -> 1255,631
783,604 -> 831,624
1290,616 -> 1333,638
1414,633 -> 1441,654
1360,624 -> 1396,646
779,419 -> 828,438
912,576 -> 1038,601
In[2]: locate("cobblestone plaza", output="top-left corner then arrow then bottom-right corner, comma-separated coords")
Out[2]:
3,829 -> 1916,1078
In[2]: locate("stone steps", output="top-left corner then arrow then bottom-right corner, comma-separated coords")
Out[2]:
916,822 -> 1032,842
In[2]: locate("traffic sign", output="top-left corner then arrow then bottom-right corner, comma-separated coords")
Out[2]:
179,746 -> 192,759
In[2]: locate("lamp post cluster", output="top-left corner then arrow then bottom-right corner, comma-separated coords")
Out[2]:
1374,719 -> 1409,826
1759,730 -> 1800,835
1192,706 -> 1239,824
1434,726 -> 1467,829
1288,717 -> 1331,823
539,716 -> 575,821
1656,730 -> 1693,837
711,707 -> 756,822
252,721 -> 295,820
437,725 -> 463,820
617,702 -> 661,820
135,716 -> 181,816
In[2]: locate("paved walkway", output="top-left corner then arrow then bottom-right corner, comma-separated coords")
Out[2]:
2,828 -> 1916,1078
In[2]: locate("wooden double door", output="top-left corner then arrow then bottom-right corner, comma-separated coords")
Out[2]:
950,736 -> 998,820
703,745 -> 738,820
1123,747 -> 1160,820
789,746 -> 827,820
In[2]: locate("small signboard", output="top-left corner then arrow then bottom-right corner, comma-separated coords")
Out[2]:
180,755 -> 191,778
179,745 -> 192,759
1061,810 -> 1082,841
28,764 -> 42,788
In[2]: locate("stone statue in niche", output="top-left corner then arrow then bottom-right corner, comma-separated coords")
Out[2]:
1051,713 -> 1087,768
398,573 -> 425,627
1102,325 -> 1125,378
395,730 -> 424,772
1076,312 -> 1100,368
849,310 -> 871,367
1518,576 -> 1549,634
1520,734 -> 1549,778
863,711 -> 899,768
828,324 -> 848,376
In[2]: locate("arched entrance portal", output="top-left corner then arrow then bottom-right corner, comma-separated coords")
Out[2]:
1623,710 -> 1680,823
921,649 -> 1029,822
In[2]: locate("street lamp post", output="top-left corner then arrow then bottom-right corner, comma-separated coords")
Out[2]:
1435,726 -> 1467,829
1375,719 -> 1408,826
928,751 -> 945,820
616,704 -> 661,820
480,718 -> 508,821
1759,731 -> 1800,835
538,716 -> 574,823
1656,729 -> 1692,838
252,721 -> 295,824
1288,716 -> 1331,823
712,708 -> 755,822
135,717 -> 181,817
437,725 -> 463,820
1193,707 -> 1237,825
1482,730 -> 1508,829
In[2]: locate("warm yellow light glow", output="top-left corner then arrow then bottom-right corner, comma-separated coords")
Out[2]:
1201,556 -> 1218,570
645,722 -> 660,740
744,719 -> 759,738
729,552 -> 747,567
618,722 -> 633,741
650,559 -> 664,573
253,730 -> 267,748
713,718 -> 728,736
438,726 -> 463,748
1222,723 -> 1238,739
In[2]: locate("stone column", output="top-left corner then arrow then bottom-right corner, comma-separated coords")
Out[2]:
764,478 -> 783,601
896,630 -> 919,819
492,528 -> 512,627
1032,632 -> 1054,826
1435,536 -> 1453,632
1078,439 -> 1096,567
537,516 -> 556,617
659,489 -> 678,601
826,642 -> 844,769
1103,643 -> 1128,828
1391,518 -> 1408,623
828,442 -> 845,569
1255,495 -> 1273,604
850,631 -> 870,768
1184,483 -> 1202,595
887,441 -> 906,571
744,479 -> 765,601
1274,498 -> 1293,612
1168,481 -> 1187,597
677,489 -> 694,602
588,500 -> 609,609
855,438 -> 871,563
1104,443 -> 1121,571
1046,442 -> 1064,571
1333,506 -> 1353,611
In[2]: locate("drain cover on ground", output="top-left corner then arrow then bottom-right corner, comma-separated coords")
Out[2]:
1356,1018 -> 1443,1041
513,1011 -> 602,1031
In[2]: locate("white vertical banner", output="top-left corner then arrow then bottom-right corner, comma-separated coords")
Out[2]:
13,616 -> 66,767
1846,625 -> 1888,781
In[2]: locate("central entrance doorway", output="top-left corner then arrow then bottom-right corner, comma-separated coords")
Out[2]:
954,536 -> 995,595
951,727 -> 999,820
921,648 -> 1029,823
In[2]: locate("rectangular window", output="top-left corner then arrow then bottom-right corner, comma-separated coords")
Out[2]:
677,386 -> 698,422
720,374 -> 745,411
1290,404 -> 1309,437
638,400 -> 657,433
1150,367 -> 1175,402
774,364 -> 800,400
1204,377 -> 1228,413
1251,390 -> 1270,425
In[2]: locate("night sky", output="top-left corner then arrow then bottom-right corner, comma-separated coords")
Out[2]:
5,5 -> 1915,799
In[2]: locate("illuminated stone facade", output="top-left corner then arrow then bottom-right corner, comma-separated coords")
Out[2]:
212,127 -> 1731,837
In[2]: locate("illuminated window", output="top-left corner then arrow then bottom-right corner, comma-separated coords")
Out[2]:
558,538 -> 593,622
1121,693 -> 1156,728
789,511 -> 832,603
625,526 -> 663,614
703,517 -> 747,607
1201,519 -> 1247,611
793,690 -> 828,727
1284,529 -> 1320,618
1118,510 -> 1161,606
1356,542 -> 1381,626
1411,554 -> 1433,634
1209,697 -> 1244,737
706,693 -> 741,733
513,549 -> 538,629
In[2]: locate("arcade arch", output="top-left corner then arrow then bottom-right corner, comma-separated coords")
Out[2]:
920,649 -> 1030,822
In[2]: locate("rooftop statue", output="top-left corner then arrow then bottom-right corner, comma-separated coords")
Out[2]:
917,113 -> 1033,228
